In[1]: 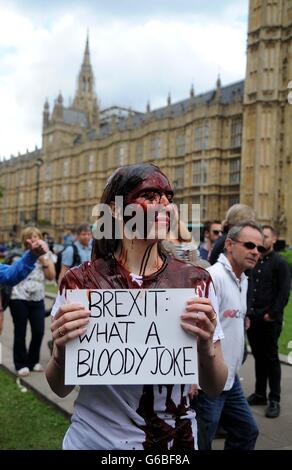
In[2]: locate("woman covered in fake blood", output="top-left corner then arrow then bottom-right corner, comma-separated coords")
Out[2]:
46,163 -> 227,450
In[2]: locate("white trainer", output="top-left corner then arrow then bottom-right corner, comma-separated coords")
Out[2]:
32,363 -> 44,372
17,367 -> 30,377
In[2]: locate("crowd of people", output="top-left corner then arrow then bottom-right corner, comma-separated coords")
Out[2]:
0,163 -> 291,451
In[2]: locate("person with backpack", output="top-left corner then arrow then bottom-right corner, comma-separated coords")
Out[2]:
47,224 -> 92,354
57,224 -> 92,286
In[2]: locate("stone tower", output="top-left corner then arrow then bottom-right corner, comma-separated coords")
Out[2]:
72,34 -> 99,127
240,0 -> 292,241
42,35 -> 99,151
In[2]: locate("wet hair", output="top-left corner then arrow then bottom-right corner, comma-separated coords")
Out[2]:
92,163 -> 170,260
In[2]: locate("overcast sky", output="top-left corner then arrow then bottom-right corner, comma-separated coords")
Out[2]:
0,0 -> 249,159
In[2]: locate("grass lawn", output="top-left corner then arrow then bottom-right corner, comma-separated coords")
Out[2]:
279,291 -> 292,357
0,367 -> 69,450
45,282 -> 58,295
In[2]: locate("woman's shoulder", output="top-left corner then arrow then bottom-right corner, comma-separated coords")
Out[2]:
162,255 -> 212,295
166,254 -> 211,279
60,258 -> 112,289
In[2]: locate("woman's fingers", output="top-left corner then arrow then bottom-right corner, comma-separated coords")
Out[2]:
54,303 -> 87,320
182,310 -> 215,325
181,297 -> 216,341
52,316 -> 90,338
185,297 -> 217,324
51,303 -> 91,345
54,308 -> 90,328
180,320 -> 214,341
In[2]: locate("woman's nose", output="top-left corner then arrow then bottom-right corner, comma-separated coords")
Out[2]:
159,194 -> 170,206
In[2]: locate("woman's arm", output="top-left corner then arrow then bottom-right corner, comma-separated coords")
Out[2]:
0,251 -> 37,285
38,254 -> 56,281
0,239 -> 48,286
197,338 -> 226,397
46,303 -> 90,397
181,297 -> 227,397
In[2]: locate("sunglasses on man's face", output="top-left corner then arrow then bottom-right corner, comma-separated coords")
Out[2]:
212,229 -> 222,236
233,240 -> 266,253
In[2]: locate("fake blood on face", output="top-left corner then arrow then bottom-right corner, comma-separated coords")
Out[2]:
124,172 -> 174,236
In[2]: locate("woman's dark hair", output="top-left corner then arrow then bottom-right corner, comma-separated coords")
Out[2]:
92,163 -> 170,260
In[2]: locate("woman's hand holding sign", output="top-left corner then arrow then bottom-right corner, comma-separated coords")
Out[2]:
180,297 -> 216,342
51,303 -> 90,347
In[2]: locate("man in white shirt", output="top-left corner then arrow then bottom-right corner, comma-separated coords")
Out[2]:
196,221 -> 263,450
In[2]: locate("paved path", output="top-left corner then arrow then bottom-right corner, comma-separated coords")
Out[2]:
1,296 -> 292,450
0,296 -> 78,417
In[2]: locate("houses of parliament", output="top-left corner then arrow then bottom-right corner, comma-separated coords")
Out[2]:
0,0 -> 291,243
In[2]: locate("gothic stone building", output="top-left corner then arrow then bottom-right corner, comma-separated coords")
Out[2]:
0,0 -> 291,244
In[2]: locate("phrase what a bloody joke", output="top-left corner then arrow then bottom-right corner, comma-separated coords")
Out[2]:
65,289 -> 198,385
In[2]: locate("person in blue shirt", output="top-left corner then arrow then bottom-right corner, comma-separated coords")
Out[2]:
0,238 -> 48,285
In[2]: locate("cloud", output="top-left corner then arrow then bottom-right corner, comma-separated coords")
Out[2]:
0,0 -> 248,158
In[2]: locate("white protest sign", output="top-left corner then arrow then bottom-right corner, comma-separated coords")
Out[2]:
65,289 -> 198,385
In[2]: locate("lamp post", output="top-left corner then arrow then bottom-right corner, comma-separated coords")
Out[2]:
34,157 -> 43,224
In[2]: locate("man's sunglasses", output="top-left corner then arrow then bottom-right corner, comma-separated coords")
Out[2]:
212,229 -> 222,235
232,240 -> 266,253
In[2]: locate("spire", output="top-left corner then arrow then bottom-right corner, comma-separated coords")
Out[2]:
190,83 -> 195,98
214,74 -> 222,101
83,32 -> 91,69
127,108 -> 133,128
52,91 -> 64,122
43,98 -> 50,128
74,33 -> 94,98
57,91 -> 63,104
73,33 -> 98,127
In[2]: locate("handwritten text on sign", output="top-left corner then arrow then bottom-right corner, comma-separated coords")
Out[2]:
65,289 -> 198,385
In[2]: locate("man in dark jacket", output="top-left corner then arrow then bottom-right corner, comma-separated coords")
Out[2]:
247,226 -> 291,418
209,204 -> 256,265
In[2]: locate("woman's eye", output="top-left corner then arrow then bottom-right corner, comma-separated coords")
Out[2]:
140,191 -> 157,201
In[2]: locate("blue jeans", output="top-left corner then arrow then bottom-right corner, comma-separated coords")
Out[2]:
196,375 -> 259,450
